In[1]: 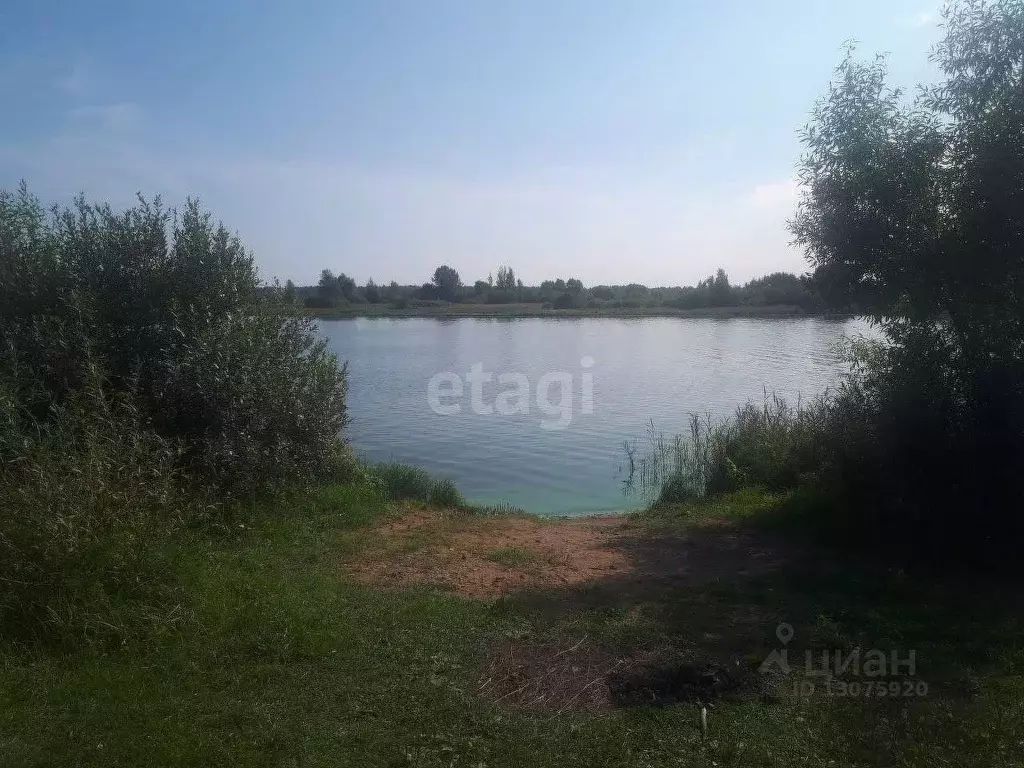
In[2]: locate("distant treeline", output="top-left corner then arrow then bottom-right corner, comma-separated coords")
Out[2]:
281,265 -> 846,313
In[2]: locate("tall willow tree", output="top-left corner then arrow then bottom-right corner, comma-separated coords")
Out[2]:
792,0 -> 1024,561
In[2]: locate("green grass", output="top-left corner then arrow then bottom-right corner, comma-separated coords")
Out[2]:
487,547 -> 542,569
470,501 -> 531,517
368,462 -> 468,508
1,482 -> 1022,766
632,486 -> 788,526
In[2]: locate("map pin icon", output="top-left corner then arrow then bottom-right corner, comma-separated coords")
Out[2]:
776,622 -> 794,646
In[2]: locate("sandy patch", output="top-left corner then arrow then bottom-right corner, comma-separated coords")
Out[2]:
347,505 -> 631,598
346,504 -> 793,600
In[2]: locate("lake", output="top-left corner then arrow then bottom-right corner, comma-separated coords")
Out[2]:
320,317 -> 871,515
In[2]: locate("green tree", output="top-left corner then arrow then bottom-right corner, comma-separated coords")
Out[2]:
793,3 -> 1024,350
336,272 -> 356,301
708,268 -> 732,306
495,266 -> 516,291
283,279 -> 297,303
318,269 -> 341,305
792,0 -> 1024,562
431,265 -> 462,302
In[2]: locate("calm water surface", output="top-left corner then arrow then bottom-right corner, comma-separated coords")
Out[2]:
320,317 -> 871,516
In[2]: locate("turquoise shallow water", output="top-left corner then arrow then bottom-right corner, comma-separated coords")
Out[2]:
320,316 -> 871,516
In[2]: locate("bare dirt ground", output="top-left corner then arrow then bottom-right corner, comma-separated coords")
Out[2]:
345,503 -> 796,713
346,503 -> 792,600
347,505 -> 631,598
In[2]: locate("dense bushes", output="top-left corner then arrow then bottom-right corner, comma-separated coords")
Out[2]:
819,340 -> 1024,565
0,184 -> 349,646
0,185 -> 348,490
152,306 -> 348,490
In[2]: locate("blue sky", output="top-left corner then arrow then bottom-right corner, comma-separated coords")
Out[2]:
2,1 -> 943,286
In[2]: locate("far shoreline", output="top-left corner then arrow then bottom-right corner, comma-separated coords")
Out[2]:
294,303 -> 845,320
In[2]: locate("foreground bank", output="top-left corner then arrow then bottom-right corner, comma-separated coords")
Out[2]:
2,479 -> 1021,767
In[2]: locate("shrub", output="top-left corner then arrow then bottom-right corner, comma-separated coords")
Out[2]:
0,185 -> 348,492
0,184 -> 351,644
152,305 -> 348,491
814,339 -> 1024,567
